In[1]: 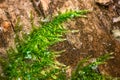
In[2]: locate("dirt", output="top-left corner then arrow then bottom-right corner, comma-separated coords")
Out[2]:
0,0 -> 120,78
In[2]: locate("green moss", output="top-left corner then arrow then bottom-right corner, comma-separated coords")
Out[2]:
71,53 -> 114,80
2,10 -> 88,80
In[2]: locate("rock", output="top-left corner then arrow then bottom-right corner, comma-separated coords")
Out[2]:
113,16 -> 120,23
32,0 -> 51,18
1,20 -> 11,32
118,1 -> 120,5
95,0 -> 113,6
112,29 -> 120,41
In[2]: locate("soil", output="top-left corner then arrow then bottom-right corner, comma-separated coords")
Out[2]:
0,0 -> 120,78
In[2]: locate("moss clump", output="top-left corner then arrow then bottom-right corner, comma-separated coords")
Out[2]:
2,10 -> 88,80
71,53 -> 115,80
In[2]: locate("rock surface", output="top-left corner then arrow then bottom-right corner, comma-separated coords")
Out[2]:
0,0 -> 120,78
95,0 -> 113,6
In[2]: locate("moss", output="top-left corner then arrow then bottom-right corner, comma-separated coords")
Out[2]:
71,53 -> 113,80
2,10 -> 88,80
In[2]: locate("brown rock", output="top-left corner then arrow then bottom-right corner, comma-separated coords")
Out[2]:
95,0 -> 113,6
1,21 -> 11,32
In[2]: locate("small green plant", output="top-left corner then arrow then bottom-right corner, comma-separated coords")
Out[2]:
71,53 -> 114,80
1,10 -> 88,80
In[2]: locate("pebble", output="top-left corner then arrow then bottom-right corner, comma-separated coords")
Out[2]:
95,0 -> 113,6
113,16 -> 120,23
112,29 -> 120,42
